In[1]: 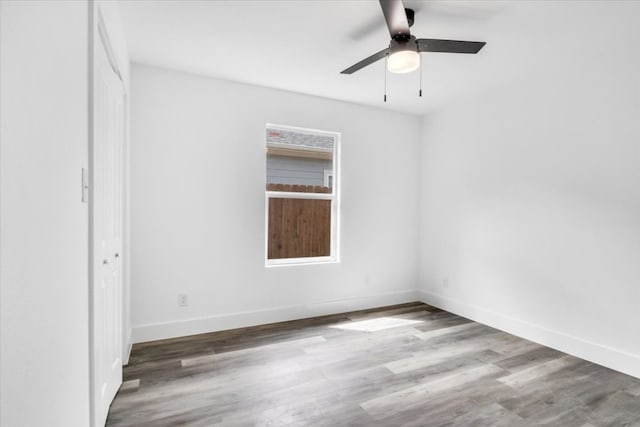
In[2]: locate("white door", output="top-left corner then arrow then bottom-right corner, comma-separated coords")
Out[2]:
92,24 -> 124,427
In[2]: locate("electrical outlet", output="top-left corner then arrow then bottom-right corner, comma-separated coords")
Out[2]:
178,293 -> 188,307
443,278 -> 449,288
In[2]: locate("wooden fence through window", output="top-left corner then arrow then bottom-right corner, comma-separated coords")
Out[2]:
266,184 -> 332,260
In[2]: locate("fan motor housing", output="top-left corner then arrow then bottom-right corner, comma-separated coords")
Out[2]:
389,35 -> 418,55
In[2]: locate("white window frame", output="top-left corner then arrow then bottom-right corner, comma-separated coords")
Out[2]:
323,169 -> 334,188
265,123 -> 340,267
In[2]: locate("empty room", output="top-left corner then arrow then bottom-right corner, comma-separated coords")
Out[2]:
1,0 -> 640,426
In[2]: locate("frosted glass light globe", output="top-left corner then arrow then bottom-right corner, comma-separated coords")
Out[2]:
388,48 -> 419,74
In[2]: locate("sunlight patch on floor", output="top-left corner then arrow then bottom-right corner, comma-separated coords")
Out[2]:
329,317 -> 423,332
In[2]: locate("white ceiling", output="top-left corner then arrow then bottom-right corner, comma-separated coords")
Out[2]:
118,0 -> 628,115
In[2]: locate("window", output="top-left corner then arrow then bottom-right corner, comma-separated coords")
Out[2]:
265,124 -> 340,266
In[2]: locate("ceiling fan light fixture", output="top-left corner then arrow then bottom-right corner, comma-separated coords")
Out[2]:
388,50 -> 420,74
339,0 -> 486,79
387,37 -> 419,74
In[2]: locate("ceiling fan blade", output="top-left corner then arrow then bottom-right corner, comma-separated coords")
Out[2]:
341,48 -> 389,75
417,38 -> 486,54
379,0 -> 410,37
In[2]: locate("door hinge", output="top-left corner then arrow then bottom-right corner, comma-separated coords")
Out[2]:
82,168 -> 89,203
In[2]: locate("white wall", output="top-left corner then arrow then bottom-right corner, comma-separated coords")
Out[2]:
0,2 -> 90,426
419,2 -> 640,378
130,64 -> 421,342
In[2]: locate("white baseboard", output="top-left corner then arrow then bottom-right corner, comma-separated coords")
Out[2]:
419,290 -> 640,379
132,289 -> 420,343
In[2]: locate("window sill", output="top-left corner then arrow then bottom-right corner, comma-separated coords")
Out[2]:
265,256 -> 339,268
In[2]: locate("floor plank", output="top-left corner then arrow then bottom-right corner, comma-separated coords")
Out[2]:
107,303 -> 640,426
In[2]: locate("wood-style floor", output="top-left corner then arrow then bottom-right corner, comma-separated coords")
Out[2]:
107,302 -> 640,426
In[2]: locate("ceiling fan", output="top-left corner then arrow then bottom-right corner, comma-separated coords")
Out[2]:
341,0 -> 486,75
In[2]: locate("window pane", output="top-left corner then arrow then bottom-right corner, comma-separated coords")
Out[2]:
266,127 -> 334,193
267,197 -> 331,260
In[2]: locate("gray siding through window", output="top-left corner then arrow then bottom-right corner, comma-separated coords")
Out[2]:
266,155 -> 332,186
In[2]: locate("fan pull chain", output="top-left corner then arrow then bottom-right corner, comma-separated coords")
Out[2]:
384,54 -> 388,102
419,54 -> 423,98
